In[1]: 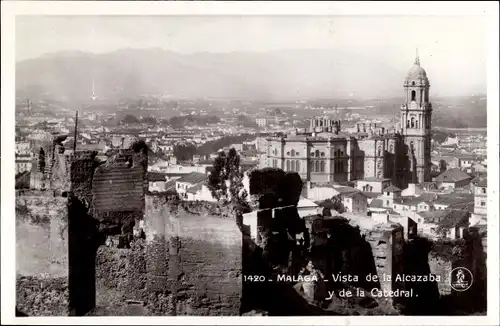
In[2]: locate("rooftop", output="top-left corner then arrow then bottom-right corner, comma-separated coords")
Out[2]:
176,172 -> 209,184
382,185 -> 402,193
435,168 -> 472,183
148,172 -> 168,182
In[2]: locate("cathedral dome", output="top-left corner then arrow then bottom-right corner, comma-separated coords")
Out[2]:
406,64 -> 427,80
404,51 -> 429,85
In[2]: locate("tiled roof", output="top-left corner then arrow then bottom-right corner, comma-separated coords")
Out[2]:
176,172 -> 208,184
418,210 -> 449,222
343,191 -> 367,199
333,185 -> 359,194
148,172 -> 168,182
435,168 -> 472,183
382,185 -> 401,192
164,179 -> 177,192
433,194 -> 474,207
438,210 -> 470,228
395,193 -> 437,206
471,174 -> 487,187
186,182 -> 204,194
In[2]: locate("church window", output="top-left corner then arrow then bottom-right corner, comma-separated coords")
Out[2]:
315,150 -> 320,157
316,161 -> 320,172
377,146 -> 382,156
296,160 -> 300,172
286,160 -> 290,171
410,117 -> 415,128
320,161 -> 325,172
321,152 -> 325,157
286,151 -> 290,156
291,160 -> 296,172
310,151 -> 315,157
416,120 -> 419,129
482,188 -> 486,194
412,81 -> 415,86
389,144 -> 394,152
291,149 -> 295,156
296,152 -> 300,156
411,90 -> 416,101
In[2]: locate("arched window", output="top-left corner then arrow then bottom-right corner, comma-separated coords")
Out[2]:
311,161 -> 315,172
377,146 -> 382,156
315,161 -> 320,173
296,160 -> 300,172
416,120 -> 419,129
315,150 -> 320,158
482,188 -> 486,194
291,149 -> 295,156
38,148 -> 46,173
410,117 -> 415,128
389,144 -> 394,153
411,81 -> 415,86
320,161 -> 325,172
286,160 -> 290,171
291,160 -> 296,172
411,90 -> 416,101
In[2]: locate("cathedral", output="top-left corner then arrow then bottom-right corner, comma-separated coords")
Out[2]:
263,53 -> 433,190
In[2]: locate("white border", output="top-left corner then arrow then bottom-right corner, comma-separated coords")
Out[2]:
1,1 -> 499,325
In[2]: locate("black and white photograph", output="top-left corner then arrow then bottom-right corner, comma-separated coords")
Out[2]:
1,1 -> 499,325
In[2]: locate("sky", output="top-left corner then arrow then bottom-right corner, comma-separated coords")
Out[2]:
16,15 -> 490,95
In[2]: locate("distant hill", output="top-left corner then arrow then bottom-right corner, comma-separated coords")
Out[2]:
16,48 -> 405,101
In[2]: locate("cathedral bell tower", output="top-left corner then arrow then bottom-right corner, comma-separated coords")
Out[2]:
400,50 -> 432,184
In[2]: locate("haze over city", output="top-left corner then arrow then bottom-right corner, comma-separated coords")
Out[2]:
16,15 -> 488,99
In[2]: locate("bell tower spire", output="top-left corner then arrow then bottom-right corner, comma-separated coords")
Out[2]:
414,48 -> 420,66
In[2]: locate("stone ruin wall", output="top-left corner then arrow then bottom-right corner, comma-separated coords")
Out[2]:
94,195 -> 242,316
16,194 -> 69,316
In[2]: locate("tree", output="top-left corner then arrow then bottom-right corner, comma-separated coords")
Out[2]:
122,114 -> 140,124
141,116 -> 157,125
439,159 -> 447,173
320,195 -> 345,214
208,148 -> 247,204
173,143 -> 196,161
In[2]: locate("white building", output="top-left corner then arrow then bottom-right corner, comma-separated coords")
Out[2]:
175,172 -> 209,200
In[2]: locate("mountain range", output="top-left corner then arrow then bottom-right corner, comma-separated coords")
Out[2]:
17,48 -> 411,101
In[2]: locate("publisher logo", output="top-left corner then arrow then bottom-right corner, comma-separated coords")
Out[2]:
449,267 -> 473,292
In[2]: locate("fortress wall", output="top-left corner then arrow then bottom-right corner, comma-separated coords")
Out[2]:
95,196 -> 242,316
16,194 -> 69,316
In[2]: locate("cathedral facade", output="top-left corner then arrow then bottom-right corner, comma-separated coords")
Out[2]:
263,54 -> 433,189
